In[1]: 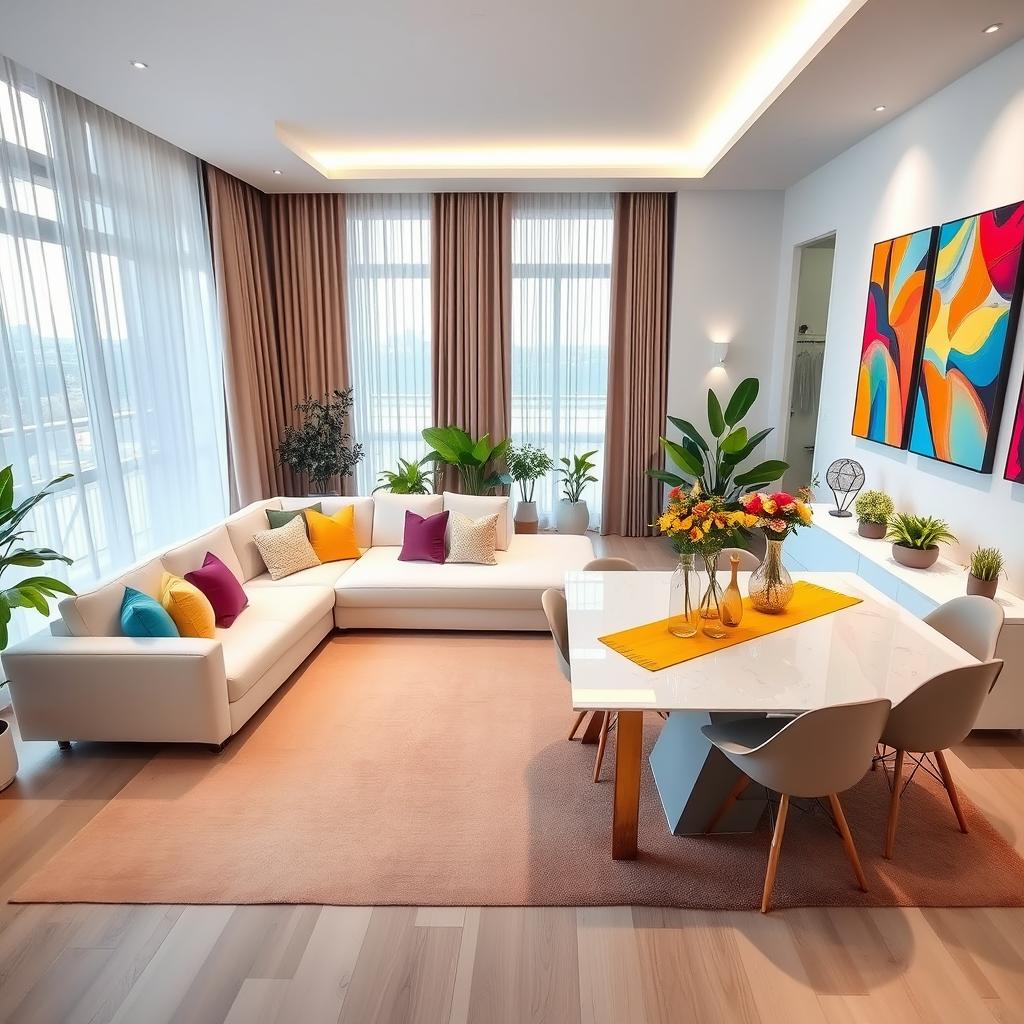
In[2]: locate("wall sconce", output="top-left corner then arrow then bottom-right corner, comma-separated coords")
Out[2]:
712,339 -> 730,364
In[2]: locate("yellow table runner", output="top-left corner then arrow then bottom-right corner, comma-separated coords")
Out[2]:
599,581 -> 862,672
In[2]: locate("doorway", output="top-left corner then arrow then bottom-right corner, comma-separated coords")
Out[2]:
783,233 -> 836,494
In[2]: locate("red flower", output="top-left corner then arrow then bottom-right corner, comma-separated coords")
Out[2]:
668,486 -> 681,501
742,493 -> 763,514
771,492 -> 795,508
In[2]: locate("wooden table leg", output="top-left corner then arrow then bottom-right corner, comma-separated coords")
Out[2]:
612,710 -> 643,860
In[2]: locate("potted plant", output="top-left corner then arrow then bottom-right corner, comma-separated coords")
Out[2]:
556,451 -> 597,534
967,547 -> 1004,599
0,466 -> 77,790
421,427 -> 512,495
854,489 -> 894,539
277,388 -> 364,495
886,513 -> 957,569
507,443 -> 554,534
372,456 -> 433,494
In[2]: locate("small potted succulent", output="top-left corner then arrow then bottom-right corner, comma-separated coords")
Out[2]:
556,451 -> 598,535
967,546 -> 1004,599
886,513 -> 957,570
854,489 -> 894,539
507,443 -> 554,534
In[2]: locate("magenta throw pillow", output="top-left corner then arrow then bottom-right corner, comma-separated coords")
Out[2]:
398,510 -> 449,563
185,552 -> 248,627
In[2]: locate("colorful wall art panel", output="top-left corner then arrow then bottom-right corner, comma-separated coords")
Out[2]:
852,227 -> 937,448
908,200 -> 1024,473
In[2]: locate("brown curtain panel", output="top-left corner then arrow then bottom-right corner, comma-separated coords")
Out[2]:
601,193 -> 675,537
204,164 -> 287,504
431,193 -> 512,443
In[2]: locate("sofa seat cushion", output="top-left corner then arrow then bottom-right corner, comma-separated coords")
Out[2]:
245,560 -> 358,589
221,586 -> 334,701
335,534 -> 594,610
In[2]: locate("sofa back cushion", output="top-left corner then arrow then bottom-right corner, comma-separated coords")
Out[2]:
162,524 -> 245,582
59,556 -> 166,637
441,492 -> 512,550
281,496 -> 374,548
226,498 -> 283,581
372,494 -> 443,546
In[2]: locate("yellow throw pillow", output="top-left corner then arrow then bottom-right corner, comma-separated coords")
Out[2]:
305,505 -> 361,563
160,572 -> 216,638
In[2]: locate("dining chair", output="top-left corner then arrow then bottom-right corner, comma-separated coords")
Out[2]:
880,659 -> 1003,859
583,557 -> 638,572
923,596 -> 1004,661
701,697 -> 892,912
542,587 -> 615,783
715,547 -> 760,572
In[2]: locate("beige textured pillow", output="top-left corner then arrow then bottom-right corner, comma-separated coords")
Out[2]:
252,514 -> 321,580
446,512 -> 499,565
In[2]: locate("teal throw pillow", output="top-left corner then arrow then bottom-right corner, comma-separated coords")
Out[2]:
121,586 -> 179,638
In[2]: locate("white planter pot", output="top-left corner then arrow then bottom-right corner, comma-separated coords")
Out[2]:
515,500 -> 539,535
0,719 -> 17,792
557,499 -> 590,535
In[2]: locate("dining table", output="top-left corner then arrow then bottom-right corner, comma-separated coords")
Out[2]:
565,569 -> 976,860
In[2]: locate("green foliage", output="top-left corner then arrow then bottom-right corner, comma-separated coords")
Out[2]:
0,466 -> 76,651
277,388 -> 364,494
886,513 -> 957,551
421,427 -> 512,495
558,451 -> 598,504
507,443 -> 554,502
373,456 -> 434,495
854,489 -> 894,525
651,377 -> 787,499
970,546 -> 1004,582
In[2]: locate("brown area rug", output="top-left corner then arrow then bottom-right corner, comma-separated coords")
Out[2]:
14,632 -> 1024,910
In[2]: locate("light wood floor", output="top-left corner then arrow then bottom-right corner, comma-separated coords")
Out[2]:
2,535 -> 1024,1023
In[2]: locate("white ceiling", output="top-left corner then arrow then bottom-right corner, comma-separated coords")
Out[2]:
1,0 -> 1021,192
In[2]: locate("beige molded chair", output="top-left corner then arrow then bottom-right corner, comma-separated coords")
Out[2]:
923,596 -> 1004,661
880,659 -> 1003,859
715,547 -> 760,572
583,557 -> 638,572
702,697 -> 891,912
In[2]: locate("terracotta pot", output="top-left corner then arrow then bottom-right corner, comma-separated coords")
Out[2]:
857,520 -> 886,539
966,573 -> 998,599
891,543 -> 939,569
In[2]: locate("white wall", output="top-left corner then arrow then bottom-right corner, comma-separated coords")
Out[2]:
771,38 -> 1024,589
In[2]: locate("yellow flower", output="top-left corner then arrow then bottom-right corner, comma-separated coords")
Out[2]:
689,527 -> 703,542
762,498 -> 777,515
702,518 -> 712,533
797,502 -> 813,525
679,516 -> 693,531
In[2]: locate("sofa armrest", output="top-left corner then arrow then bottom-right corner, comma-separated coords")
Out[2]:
1,636 -> 231,745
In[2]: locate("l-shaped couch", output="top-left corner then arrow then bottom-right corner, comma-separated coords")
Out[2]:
2,493 -> 594,748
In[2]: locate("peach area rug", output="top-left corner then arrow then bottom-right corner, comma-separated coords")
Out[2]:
14,632 -> 1024,910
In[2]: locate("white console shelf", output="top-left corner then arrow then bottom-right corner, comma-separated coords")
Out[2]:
786,504 -> 1023,729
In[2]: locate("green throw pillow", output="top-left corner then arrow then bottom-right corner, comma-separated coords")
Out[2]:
266,503 -> 322,535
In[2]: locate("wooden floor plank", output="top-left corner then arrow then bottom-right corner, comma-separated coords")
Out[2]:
576,906 -> 648,1024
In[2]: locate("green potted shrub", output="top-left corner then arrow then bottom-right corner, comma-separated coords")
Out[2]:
854,489 -> 894,539
507,443 -> 554,534
372,456 -> 433,495
967,546 -> 1003,599
886,513 -> 957,570
421,427 -> 512,495
556,451 -> 598,535
277,388 -> 364,495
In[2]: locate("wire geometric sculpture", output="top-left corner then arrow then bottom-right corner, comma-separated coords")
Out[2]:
825,458 -> 864,517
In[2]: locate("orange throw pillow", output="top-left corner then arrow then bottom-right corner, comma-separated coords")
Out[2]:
160,572 -> 216,638
305,506 -> 361,563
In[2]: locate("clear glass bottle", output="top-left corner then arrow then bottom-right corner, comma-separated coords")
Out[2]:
720,553 -> 744,627
697,552 -> 728,639
749,536 -> 795,613
668,553 -> 698,638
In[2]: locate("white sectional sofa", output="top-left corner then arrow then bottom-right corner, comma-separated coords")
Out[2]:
2,493 -> 593,748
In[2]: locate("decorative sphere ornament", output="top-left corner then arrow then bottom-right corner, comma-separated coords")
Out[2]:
825,458 -> 865,517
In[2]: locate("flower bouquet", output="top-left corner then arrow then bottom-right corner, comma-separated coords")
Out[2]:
738,490 -> 814,612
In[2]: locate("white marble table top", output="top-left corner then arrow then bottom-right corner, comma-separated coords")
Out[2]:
566,570 -> 975,713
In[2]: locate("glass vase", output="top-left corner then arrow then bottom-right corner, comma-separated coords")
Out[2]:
697,551 -> 728,639
749,536 -> 795,613
667,554 -> 699,638
720,553 -> 744,628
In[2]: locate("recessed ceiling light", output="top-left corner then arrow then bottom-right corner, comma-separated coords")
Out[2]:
983,23 -> 1002,33
129,59 -> 148,69
272,169 -> 283,175
874,105 -> 887,112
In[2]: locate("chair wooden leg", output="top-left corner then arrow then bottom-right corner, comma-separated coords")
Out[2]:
934,749 -> 968,834
704,774 -> 751,834
761,793 -> 789,913
567,710 -> 588,741
581,710 -> 606,744
828,793 -> 867,892
871,742 -> 882,769
884,748 -> 905,859
593,712 -> 611,783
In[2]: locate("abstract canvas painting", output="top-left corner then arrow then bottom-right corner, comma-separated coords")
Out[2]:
908,200 -> 1024,473
852,227 -> 937,448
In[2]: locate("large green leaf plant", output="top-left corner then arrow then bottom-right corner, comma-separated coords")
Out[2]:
0,466 -> 75,651
421,427 -> 513,495
651,378 -> 788,500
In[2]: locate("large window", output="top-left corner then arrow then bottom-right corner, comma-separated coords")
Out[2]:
345,194 -> 432,495
0,59 -> 228,643
511,193 -> 614,527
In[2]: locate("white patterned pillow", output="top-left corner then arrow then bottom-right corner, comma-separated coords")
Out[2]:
252,514 -> 321,580
446,512 -> 499,565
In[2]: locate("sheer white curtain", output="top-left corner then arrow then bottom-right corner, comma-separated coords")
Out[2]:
511,193 -> 614,528
0,57 -> 228,643
345,194 -> 432,495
